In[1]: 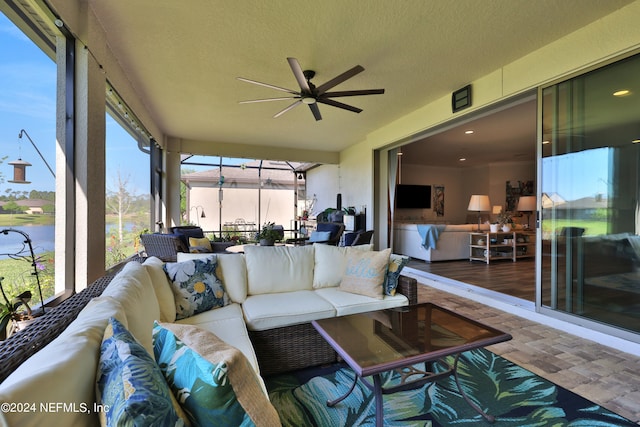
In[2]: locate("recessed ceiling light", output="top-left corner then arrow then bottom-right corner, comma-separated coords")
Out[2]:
464,130 -> 474,134
459,158 -> 466,162
613,89 -> 631,97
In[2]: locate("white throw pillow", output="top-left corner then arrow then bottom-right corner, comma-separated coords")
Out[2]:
339,248 -> 392,300
244,245 -> 314,295
313,243 -> 373,288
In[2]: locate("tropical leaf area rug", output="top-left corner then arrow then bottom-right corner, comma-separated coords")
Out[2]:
265,348 -> 636,427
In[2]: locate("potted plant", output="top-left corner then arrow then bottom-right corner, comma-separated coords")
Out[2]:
0,287 -> 35,341
497,211 -> 513,232
257,222 -> 281,246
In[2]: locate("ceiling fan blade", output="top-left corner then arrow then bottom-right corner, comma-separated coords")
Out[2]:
239,97 -> 298,104
309,103 -> 322,121
287,57 -> 311,92
322,89 -> 385,98
316,65 -> 364,95
317,98 -> 362,113
237,77 -> 299,95
273,100 -> 303,118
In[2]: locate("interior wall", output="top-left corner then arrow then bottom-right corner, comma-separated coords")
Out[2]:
394,160 -> 535,225
487,161 -> 536,212
397,164 -> 465,223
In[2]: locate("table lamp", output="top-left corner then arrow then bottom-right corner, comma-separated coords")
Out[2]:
468,195 -> 490,231
517,196 -> 536,229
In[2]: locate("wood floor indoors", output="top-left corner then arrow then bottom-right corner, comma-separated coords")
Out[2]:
407,258 -> 535,301
405,262 -> 640,423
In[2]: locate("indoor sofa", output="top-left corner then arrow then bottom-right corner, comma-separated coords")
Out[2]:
0,243 -> 416,427
394,223 -> 490,262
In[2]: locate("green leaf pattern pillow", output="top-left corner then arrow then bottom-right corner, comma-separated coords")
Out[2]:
153,323 -> 255,426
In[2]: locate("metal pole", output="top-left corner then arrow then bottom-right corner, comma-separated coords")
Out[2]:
18,129 -> 55,178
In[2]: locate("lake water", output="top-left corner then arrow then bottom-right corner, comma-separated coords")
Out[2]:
0,222 -> 144,259
0,225 -> 55,258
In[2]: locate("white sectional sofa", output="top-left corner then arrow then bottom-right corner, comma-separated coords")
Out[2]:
394,223 -> 491,262
0,243 -> 416,427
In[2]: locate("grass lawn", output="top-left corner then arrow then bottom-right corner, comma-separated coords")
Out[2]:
541,219 -> 608,236
0,214 -> 54,226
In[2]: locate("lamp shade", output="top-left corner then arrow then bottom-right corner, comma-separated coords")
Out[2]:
468,195 -> 490,212
517,196 -> 536,212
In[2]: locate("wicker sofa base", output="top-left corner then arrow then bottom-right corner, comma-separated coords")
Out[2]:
249,322 -> 337,376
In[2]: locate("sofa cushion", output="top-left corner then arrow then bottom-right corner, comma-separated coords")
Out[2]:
178,252 -> 248,303
142,256 -> 177,322
0,296 -> 126,427
189,236 -> 212,253
153,323 -> 280,427
170,225 -> 205,249
242,290 -> 336,331
164,255 -> 230,320
314,287 -> 409,316
385,254 -> 410,296
308,230 -> 332,243
244,244 -> 315,295
339,248 -> 392,300
96,318 -> 187,426
313,243 -> 373,288
175,303 -> 261,377
102,261 -> 160,354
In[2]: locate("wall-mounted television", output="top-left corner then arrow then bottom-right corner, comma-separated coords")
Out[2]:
396,184 -> 431,209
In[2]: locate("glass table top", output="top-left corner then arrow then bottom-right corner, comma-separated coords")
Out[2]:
313,303 -> 512,376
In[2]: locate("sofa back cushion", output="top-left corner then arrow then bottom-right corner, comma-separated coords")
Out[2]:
142,256 -> 177,322
178,252 -> 248,303
244,245 -> 315,295
0,296 -> 127,427
313,243 -> 373,288
102,261 -> 160,354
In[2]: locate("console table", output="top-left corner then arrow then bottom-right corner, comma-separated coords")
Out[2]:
469,231 -> 535,264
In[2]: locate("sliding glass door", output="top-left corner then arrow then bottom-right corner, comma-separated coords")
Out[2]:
539,52 -> 640,340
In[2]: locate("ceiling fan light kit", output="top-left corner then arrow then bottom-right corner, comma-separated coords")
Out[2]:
238,57 -> 384,121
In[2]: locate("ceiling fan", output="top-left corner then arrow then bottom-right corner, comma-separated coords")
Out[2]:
237,57 -> 384,121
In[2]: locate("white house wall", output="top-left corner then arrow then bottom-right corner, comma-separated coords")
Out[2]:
188,186 -> 295,234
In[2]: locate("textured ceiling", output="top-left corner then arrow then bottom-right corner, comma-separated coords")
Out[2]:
88,0 -> 632,157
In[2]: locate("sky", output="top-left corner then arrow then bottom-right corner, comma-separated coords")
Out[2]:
0,13 -> 149,197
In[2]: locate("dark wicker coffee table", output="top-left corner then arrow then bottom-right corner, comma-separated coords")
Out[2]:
312,303 -> 512,426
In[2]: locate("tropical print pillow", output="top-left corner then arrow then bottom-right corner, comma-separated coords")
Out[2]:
384,254 -> 410,296
153,322 -> 267,426
95,317 -> 187,427
163,255 -> 229,320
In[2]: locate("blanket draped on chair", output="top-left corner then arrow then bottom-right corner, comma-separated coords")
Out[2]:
417,224 -> 446,249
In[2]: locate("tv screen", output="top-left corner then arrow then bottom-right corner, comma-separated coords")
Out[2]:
396,184 -> 431,209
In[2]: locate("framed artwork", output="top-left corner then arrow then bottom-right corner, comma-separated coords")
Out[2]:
506,180 -> 534,211
433,186 -> 444,217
